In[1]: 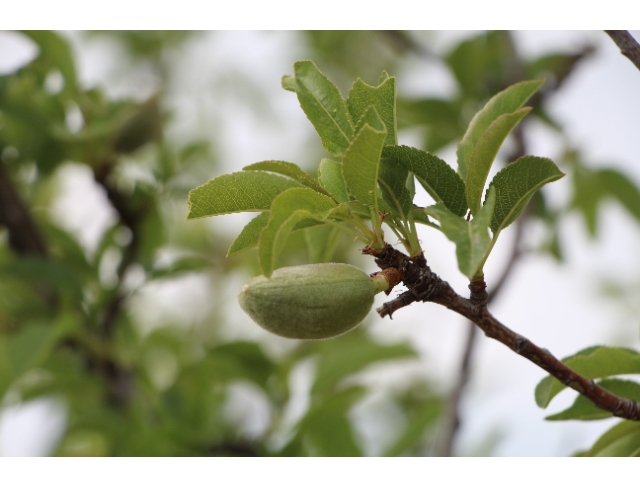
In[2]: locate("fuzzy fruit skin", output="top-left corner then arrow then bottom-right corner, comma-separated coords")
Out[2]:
238,263 -> 375,340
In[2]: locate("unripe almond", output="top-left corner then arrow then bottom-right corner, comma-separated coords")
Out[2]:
238,263 -> 386,340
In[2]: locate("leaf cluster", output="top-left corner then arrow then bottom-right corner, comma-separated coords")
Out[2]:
188,60 -> 564,280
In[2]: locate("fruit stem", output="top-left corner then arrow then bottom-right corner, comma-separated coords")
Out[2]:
370,273 -> 390,294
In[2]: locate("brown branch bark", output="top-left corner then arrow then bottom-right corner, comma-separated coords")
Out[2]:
93,160 -> 145,338
85,159 -> 150,407
0,157 -> 134,406
0,161 -> 58,307
0,163 -> 48,257
60,336 -> 134,408
605,31 -> 640,72
369,245 -> 640,423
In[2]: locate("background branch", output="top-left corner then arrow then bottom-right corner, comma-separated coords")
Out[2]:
93,160 -> 145,338
87,159 -> 150,407
0,163 -> 47,257
436,217 -> 525,456
437,121 -> 529,456
0,160 -> 57,307
377,31 -> 439,62
605,31 -> 640,72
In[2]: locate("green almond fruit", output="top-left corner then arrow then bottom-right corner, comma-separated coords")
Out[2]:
238,263 -> 387,340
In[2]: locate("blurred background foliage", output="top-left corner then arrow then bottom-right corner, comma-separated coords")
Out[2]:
0,30 -> 639,456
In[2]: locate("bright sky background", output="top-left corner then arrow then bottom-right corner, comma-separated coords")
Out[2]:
0,30 -> 639,457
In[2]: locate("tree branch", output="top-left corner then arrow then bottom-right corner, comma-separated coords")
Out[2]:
0,163 -> 48,257
60,336 -> 134,408
0,161 -> 58,307
93,160 -> 145,338
605,31 -> 640,72
86,159 -> 149,407
369,245 -> 640,422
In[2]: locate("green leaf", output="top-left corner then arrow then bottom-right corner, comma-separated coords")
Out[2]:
411,207 -> 437,228
525,48 -> 594,91
571,168 -> 607,237
457,79 -> 544,179
0,323 -> 58,397
227,212 -> 270,256
546,379 -> 640,421
576,169 -> 636,234
397,97 -> 463,153
137,201 -> 165,272
243,160 -> 329,196
446,31 -> 518,100
187,171 -> 302,219
290,60 -> 353,156
258,188 -> 337,276
345,200 -> 371,218
305,225 -> 340,264
342,122 -> 387,208
489,156 -> 564,235
378,158 -> 412,219
147,256 -> 210,280
318,158 -> 349,203
347,75 -> 397,145
298,387 -> 366,456
384,399 -> 442,456
353,105 -> 386,135
601,169 -> 640,222
582,421 -> 640,456
0,258 -> 85,305
382,145 -> 467,217
406,171 -> 416,202
572,167 -> 640,237
312,330 -> 416,395
465,107 -> 532,215
425,187 -> 495,278
209,341 -> 275,390
535,346 -> 640,408
21,30 -> 80,95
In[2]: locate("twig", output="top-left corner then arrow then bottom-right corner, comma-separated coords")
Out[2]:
605,31 -> 640,72
89,160 -> 149,407
371,245 -> 640,422
0,161 -> 57,307
93,160 -> 146,337
60,336 -> 134,408
0,163 -> 48,257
